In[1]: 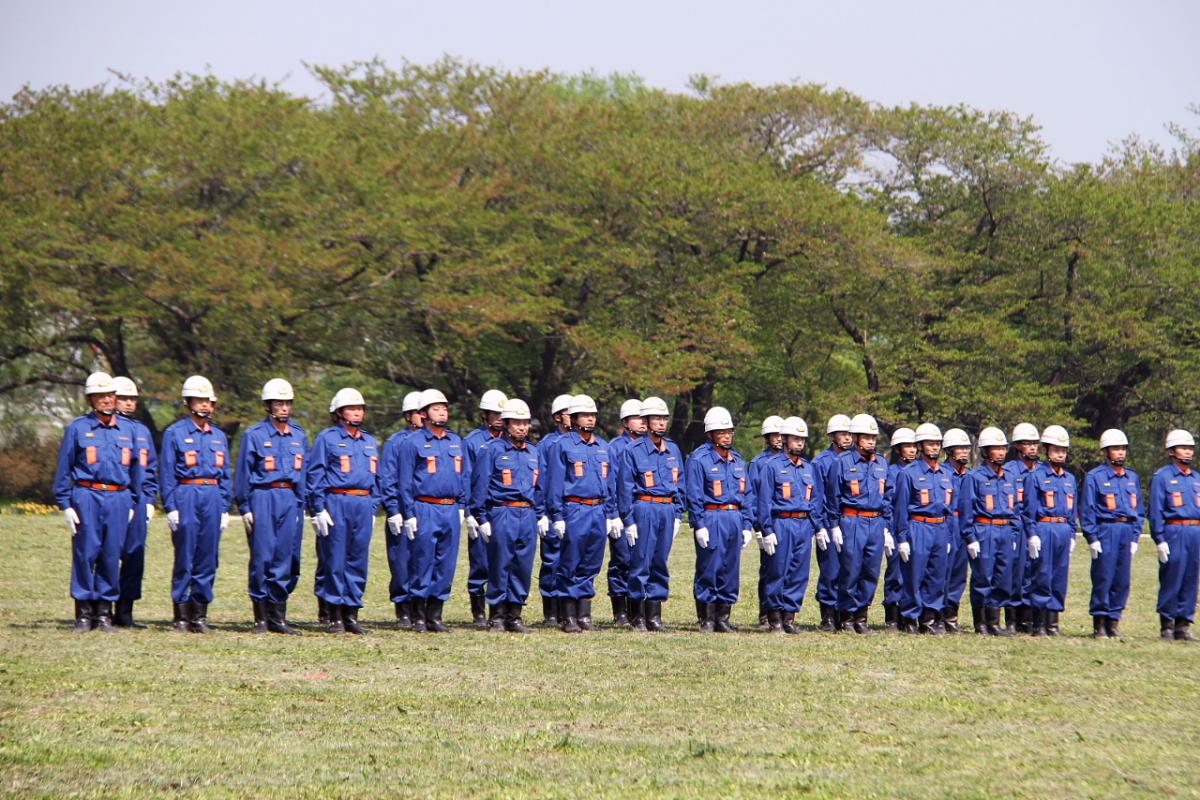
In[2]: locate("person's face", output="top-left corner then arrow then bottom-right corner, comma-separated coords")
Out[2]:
1017,441 -> 1039,459
833,431 -> 853,450
984,445 -> 1007,464
115,395 -> 137,415
625,416 -> 647,435
573,413 -> 597,433
554,411 -> 571,431
1046,445 -> 1068,466
424,403 -> 448,426
406,410 -> 424,429
856,434 -> 877,455
765,432 -> 783,451
90,392 -> 116,415
340,404 -> 365,425
1172,445 -> 1194,465
1104,445 -> 1127,466
646,415 -> 669,437
921,440 -> 942,460
484,410 -> 503,430
948,445 -> 970,465
785,435 -> 806,457
897,443 -> 918,461
268,399 -> 292,421
506,418 -> 531,442
710,429 -> 734,449
188,397 -> 213,418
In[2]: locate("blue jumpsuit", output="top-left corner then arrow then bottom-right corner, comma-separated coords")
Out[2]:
304,425 -> 380,609
957,464 -> 1022,608
685,443 -> 755,606
883,459 -> 915,610
811,447 -> 845,610
605,432 -> 639,600
1004,457 -> 1039,611
159,418 -> 232,605
53,412 -> 144,603
749,447 -> 779,613
117,415 -> 157,603
893,459 -> 954,622
943,463 -> 971,610
464,426 -> 504,599
618,435 -> 686,603
1149,463 -> 1200,623
469,436 -> 543,608
546,431 -> 615,600
1080,464 -> 1143,619
381,427 -> 418,605
536,430 -> 566,601
398,428 -> 470,602
824,449 -> 892,613
234,418 -> 308,604
755,452 -> 826,612
1021,462 -> 1079,613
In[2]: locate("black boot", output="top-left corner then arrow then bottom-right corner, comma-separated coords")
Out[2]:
541,596 -> 557,627
1092,616 -> 1109,639
1160,614 -> 1176,640
758,597 -> 768,630
560,599 -> 581,633
189,601 -> 211,634
698,603 -> 716,633
1045,610 -> 1061,637
410,599 -> 427,633
342,606 -> 368,635
269,601 -> 302,635
577,599 -> 593,631
172,601 -> 189,633
114,599 -> 145,629
971,598 -> 986,634
987,605 -> 1010,636
252,599 -> 268,634
646,600 -> 666,632
766,610 -> 783,633
1003,606 -> 1016,635
943,602 -> 961,634
837,610 -> 856,633
818,603 -> 836,632
1030,608 -> 1047,637
1175,618 -> 1196,642
917,612 -> 935,635
853,608 -> 872,635
883,603 -> 899,633
469,593 -> 488,630
1016,605 -> 1033,635
611,595 -> 630,627
326,603 -> 345,634
426,599 -> 450,633
488,604 -> 507,633
714,604 -> 736,633
696,598 -> 707,626
73,599 -> 93,633
92,601 -> 116,633
317,596 -> 330,626
1106,617 -> 1122,639
505,603 -> 532,634
781,611 -> 799,635
394,601 -> 412,631
629,599 -> 647,631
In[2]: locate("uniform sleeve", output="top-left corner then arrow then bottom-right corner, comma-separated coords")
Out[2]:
304,434 -> 330,515
469,444 -> 491,521
1080,472 -> 1099,542
883,465 -> 896,529
53,423 -> 77,510
458,439 -> 473,507
1021,472 -> 1039,538
892,470 -> 912,544
295,431 -> 310,509
603,443 -> 618,519
684,453 -> 704,531
218,434 -> 233,509
159,429 -> 179,512
957,474 -> 978,545
823,457 -> 842,526
810,465 -> 829,532
127,429 -> 144,510
740,460 -> 756,531
1148,472 -> 1166,543
545,441 -> 566,523
141,431 -> 159,508
755,458 -> 775,535
532,445 -> 547,519
234,431 -> 254,515
1132,475 -> 1145,540
1069,476 -> 1081,530
673,446 -> 686,521
617,446 -> 636,525
370,441 -> 382,510
380,436 -> 402,518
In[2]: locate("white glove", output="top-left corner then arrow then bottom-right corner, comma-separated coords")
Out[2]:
694,526 -> 710,549
1027,535 -> 1041,560
387,513 -> 404,536
753,529 -> 764,544
219,512 -> 229,532
947,541 -> 952,554
760,532 -> 777,556
128,508 -> 135,523
315,509 -> 334,537
537,515 -> 550,538
479,521 -> 492,542
403,517 -> 418,540
625,523 -> 638,547
1089,539 -> 1102,560
242,512 -> 254,533
815,528 -> 830,551
553,520 -> 566,538
1130,539 -> 1139,555
672,518 -> 681,541
742,529 -> 753,549
459,508 -> 465,526
1069,534 -> 1076,553
166,509 -> 180,532
146,505 -> 156,522
831,526 -> 844,553
465,515 -> 480,540
967,540 -> 981,559
898,541 -> 911,562
883,528 -> 895,557
1158,541 -> 1170,563
64,508 -> 80,536
607,517 -> 622,540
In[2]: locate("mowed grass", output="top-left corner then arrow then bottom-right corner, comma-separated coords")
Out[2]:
1,515 -> 1197,799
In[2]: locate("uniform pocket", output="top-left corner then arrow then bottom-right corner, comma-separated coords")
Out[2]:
139,448 -> 149,467
86,445 -> 98,465
601,462 -> 609,479
426,456 -> 438,474
1105,493 -> 1117,511
574,461 -> 585,478
984,493 -> 995,512
919,488 -> 930,506
1045,490 -> 1056,508
263,455 -> 277,472
643,471 -> 656,489
712,479 -> 723,498
1172,491 -> 1183,508
369,456 -> 378,474
454,456 -> 463,474
782,482 -> 793,500
849,479 -> 861,497
671,467 -> 680,483
185,450 -> 198,468
502,469 -> 513,487
341,455 -> 353,473
214,450 -> 226,469
294,453 -> 303,471
121,448 -> 132,466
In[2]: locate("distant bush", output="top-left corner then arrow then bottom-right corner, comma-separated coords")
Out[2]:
0,430 -> 58,504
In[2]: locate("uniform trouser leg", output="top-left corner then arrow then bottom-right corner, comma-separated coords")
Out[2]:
900,521 -> 948,620
171,485 -> 222,604
836,516 -> 883,611
883,547 -> 904,607
287,513 -> 304,596
628,502 -> 674,602
118,501 -> 148,601
557,504 -> 606,600
967,526 -> 999,607
318,494 -> 374,607
1090,523 -> 1133,618
761,518 -> 811,612
1031,523 -> 1072,612
312,522 -> 326,601
815,535 -> 841,607
248,489 -> 301,604
467,531 -> 489,597
538,534 -> 561,598
988,526 -> 1018,607
485,506 -> 537,606
944,530 -> 968,607
386,529 -> 409,604
693,510 -> 741,605
606,534 -> 631,597
70,487 -> 130,603
409,502 -> 460,602
1158,526 -> 1200,621
1008,533 -> 1028,608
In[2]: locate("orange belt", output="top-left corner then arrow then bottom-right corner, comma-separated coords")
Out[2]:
1038,516 -> 1068,524
637,495 -> 674,504
259,481 -> 295,490
773,511 -> 810,519
566,496 -> 603,505
843,508 -> 882,518
331,488 -> 370,496
76,480 -> 127,491
975,516 -> 1012,526
416,495 -> 456,505
705,503 -> 740,511
912,514 -> 946,524
180,478 -> 218,486
498,500 -> 532,508
1167,519 -> 1200,526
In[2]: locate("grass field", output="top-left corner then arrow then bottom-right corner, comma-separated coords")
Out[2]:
1,515 -> 1197,799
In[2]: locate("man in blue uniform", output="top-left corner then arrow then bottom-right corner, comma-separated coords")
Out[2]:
536,394 -> 573,626
304,388 -> 380,634
617,397 -> 685,632
462,389 -> 507,628
54,372 -> 144,633
756,417 -> 826,634
893,423 -> 953,634
940,428 -> 973,633
234,378 -> 307,635
1004,422 -> 1040,634
882,427 -> 917,632
381,390 -> 424,630
1149,429 -> 1200,642
823,414 -> 891,634
111,376 -> 157,629
812,414 -> 853,631
159,375 -> 231,634
545,394 -> 619,632
956,426 -> 1021,635
469,398 -> 543,633
686,406 -> 755,633
1021,425 -> 1079,637
1081,428 -> 1143,639
751,415 -> 785,628
605,398 -> 645,626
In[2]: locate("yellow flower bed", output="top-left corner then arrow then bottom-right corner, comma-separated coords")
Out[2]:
1,501 -> 58,515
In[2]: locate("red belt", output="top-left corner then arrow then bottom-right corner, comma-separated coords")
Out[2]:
1038,516 -> 1068,524
843,508 -> 882,518
76,480 -> 127,491
331,488 -> 371,496
180,478 -> 218,486
498,500 -> 532,508
912,514 -> 946,524
773,511 -> 810,519
975,516 -> 1012,526
566,496 -> 603,505
260,481 -> 295,490
705,503 -> 740,511
416,495 -> 456,505
637,495 -> 674,504
1167,519 -> 1200,526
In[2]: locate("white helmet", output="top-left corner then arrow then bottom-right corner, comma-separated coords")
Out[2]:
401,391 -> 423,413
849,414 -> 879,435
914,423 -> 942,443
261,378 -> 294,402
1165,429 -> 1196,449
703,406 -> 734,432
500,398 -> 531,420
568,394 -> 598,415
551,394 -> 574,415
1041,425 -> 1070,448
942,428 -> 971,449
85,371 -> 116,395
978,426 -> 1008,449
418,388 -> 448,409
111,376 -> 138,397
181,375 -> 216,401
826,414 -> 852,434
780,416 -> 809,438
761,415 -> 785,436
1099,429 -> 1129,449
890,427 -> 916,446
479,389 -> 508,413
1011,423 -> 1040,443
329,387 -> 366,413
619,399 -> 644,420
640,396 -> 670,417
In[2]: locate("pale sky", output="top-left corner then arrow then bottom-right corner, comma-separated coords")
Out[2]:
1,1 -> 1196,165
